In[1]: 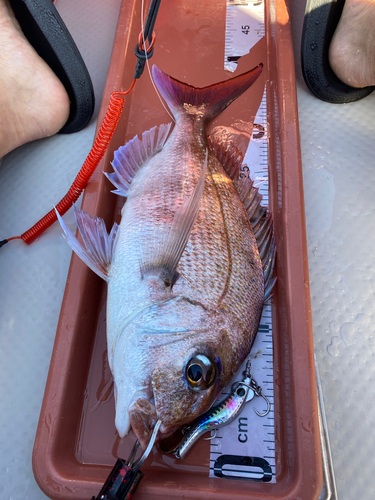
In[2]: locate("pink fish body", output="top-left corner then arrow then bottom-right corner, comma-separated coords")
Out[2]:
57,64 -> 275,449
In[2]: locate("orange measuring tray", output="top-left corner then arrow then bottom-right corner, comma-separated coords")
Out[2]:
33,0 -> 323,498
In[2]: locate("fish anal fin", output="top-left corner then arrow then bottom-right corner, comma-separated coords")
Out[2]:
208,136 -> 244,181
56,205 -> 119,281
105,123 -> 172,197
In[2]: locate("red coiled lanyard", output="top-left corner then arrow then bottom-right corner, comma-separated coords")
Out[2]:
1,0 -> 160,248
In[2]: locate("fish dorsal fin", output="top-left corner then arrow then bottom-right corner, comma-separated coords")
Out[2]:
208,132 -> 276,299
56,205 -> 119,282
235,176 -> 276,301
256,211 -> 276,302
141,150 -> 208,286
235,176 -> 264,220
105,123 -> 172,197
208,137 -> 243,181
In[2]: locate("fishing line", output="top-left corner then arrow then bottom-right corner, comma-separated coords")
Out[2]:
141,0 -> 176,124
1,0 -> 163,249
0,81 -> 136,247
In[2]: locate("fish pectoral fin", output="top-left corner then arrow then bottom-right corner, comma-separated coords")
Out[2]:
105,123 -> 172,197
141,150 -> 208,285
207,137 -> 244,181
56,205 -> 119,281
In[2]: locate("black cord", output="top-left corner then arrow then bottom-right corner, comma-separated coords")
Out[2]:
134,0 -> 162,79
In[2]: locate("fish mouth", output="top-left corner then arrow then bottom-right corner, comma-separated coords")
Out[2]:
128,397 -> 183,450
128,397 -> 158,450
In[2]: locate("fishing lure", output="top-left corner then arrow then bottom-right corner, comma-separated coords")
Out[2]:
170,360 -> 270,460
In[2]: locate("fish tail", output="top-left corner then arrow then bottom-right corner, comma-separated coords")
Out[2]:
152,64 -> 263,122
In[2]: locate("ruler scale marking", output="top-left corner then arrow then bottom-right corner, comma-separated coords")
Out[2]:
210,0 -> 276,484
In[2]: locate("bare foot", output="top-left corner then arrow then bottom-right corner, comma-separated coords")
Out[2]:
0,0 -> 70,157
329,0 -> 375,88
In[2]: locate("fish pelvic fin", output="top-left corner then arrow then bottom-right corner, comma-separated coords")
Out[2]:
56,205 -> 119,282
141,150 -> 208,286
152,64 -> 263,123
105,123 -> 172,197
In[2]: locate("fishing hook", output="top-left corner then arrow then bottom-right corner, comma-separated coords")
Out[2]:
249,376 -> 271,417
231,377 -> 271,417
254,392 -> 271,417
128,419 -> 162,471
204,429 -> 217,441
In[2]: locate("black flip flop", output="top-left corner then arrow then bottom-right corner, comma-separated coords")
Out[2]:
9,0 -> 95,133
301,0 -> 375,104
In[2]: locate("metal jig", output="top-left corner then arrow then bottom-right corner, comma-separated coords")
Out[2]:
231,376 -> 271,417
168,360 -> 270,460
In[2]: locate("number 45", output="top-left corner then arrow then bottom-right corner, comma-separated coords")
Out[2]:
242,25 -> 250,35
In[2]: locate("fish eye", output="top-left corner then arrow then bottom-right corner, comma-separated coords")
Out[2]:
185,354 -> 216,391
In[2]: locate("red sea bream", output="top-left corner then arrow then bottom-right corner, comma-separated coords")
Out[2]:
57,64 -> 275,449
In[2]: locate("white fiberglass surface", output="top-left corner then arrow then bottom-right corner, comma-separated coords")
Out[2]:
290,2 -> 375,499
1,0 -> 374,499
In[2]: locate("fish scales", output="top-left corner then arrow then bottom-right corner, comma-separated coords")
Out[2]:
108,128 -> 263,361
57,63 -> 270,450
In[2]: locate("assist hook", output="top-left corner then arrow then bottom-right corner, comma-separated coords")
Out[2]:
250,378 -> 271,417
